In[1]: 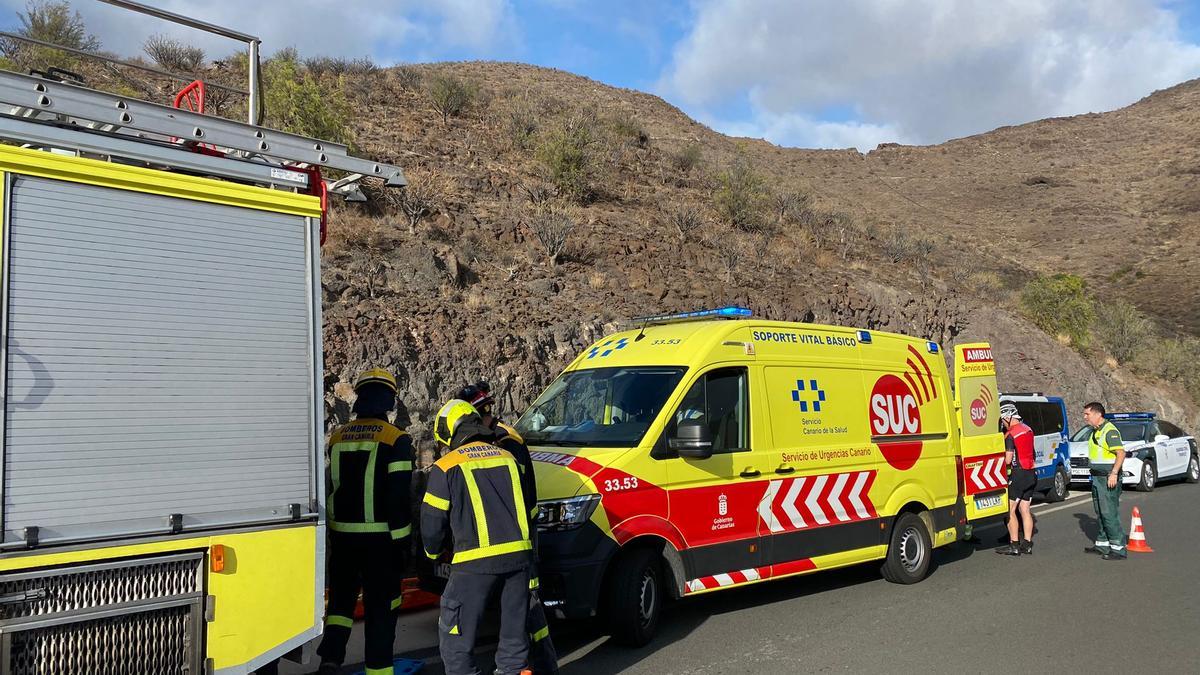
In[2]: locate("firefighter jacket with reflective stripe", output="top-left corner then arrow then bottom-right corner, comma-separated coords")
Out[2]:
1088,420 -> 1124,472
327,418 -> 414,540
421,440 -> 535,574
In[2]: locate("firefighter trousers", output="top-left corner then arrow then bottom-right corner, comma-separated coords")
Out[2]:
527,573 -> 559,674
317,532 -> 407,672
439,568 -> 531,675
1090,475 -> 1126,555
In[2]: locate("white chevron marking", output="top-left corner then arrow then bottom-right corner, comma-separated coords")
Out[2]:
829,473 -> 852,522
848,471 -> 871,519
781,477 -> 807,529
806,475 -> 830,525
758,480 -> 784,533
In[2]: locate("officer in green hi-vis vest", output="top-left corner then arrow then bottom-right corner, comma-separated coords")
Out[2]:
1081,402 -> 1127,560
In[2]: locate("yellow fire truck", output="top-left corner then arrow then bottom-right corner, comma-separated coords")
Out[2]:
0,7 -> 404,672
515,308 -> 1007,645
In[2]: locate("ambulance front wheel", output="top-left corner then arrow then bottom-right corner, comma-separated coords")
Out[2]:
881,512 -> 931,584
601,547 -> 662,647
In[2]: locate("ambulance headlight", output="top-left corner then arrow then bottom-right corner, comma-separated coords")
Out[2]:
536,494 -> 601,531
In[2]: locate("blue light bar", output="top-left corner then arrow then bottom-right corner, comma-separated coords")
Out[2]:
1106,412 -> 1155,420
926,341 -> 940,354
856,330 -> 872,344
632,306 -> 753,326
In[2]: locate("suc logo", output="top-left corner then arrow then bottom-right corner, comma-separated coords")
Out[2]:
868,374 -> 923,470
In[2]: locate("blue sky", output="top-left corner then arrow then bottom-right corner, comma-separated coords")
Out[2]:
5,1 -> 1200,150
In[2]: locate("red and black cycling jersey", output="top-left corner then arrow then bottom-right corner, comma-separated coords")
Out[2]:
1005,422 -> 1036,470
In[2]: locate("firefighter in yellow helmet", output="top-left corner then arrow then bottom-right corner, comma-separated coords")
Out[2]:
316,369 -> 414,675
458,382 -> 558,674
422,399 -> 537,675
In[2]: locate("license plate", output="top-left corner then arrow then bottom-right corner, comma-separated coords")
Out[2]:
975,494 -> 1002,510
435,563 -> 451,579
1071,467 -> 1089,476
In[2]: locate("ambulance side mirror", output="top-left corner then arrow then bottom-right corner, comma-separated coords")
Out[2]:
670,420 -> 713,459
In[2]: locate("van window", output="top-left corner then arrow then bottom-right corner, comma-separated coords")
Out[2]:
1036,402 -> 1064,435
1012,401 -> 1045,435
666,367 -> 750,455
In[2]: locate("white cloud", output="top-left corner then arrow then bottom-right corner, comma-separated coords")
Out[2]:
662,0 -> 1200,149
0,1 -> 516,63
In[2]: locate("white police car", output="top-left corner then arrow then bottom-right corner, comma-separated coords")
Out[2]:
1068,413 -> 1200,490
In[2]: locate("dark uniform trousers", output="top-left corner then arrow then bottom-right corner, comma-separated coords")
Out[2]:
440,568 -> 532,675
318,531 -> 408,671
526,569 -> 558,674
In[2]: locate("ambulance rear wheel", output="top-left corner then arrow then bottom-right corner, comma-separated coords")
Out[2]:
882,512 -> 931,584
601,547 -> 662,647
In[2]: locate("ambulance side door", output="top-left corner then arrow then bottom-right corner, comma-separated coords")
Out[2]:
659,365 -> 764,582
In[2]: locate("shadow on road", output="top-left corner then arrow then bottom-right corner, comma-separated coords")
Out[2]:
1075,512 -> 1100,543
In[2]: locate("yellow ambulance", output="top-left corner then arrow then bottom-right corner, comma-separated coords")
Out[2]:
514,307 -> 1007,645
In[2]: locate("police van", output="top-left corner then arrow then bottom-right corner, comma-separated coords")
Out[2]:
998,394 -> 1072,501
514,308 -> 1007,645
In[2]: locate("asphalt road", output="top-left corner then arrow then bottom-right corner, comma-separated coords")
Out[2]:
282,480 -> 1200,674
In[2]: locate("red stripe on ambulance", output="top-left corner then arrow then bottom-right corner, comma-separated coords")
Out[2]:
684,557 -> 818,594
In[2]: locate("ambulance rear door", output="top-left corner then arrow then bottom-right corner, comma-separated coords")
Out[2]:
953,343 -> 1008,521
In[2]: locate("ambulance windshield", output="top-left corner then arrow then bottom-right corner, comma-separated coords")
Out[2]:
517,367 -> 686,448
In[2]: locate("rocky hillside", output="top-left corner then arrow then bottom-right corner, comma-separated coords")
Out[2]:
319,61 -> 1199,447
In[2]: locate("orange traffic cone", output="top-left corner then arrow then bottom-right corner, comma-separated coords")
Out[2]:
1128,506 -> 1153,553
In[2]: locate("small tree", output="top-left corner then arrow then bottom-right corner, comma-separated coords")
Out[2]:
773,191 -> 813,225
394,172 -> 441,235
3,0 -> 100,71
143,34 -> 205,72
263,50 -> 353,144
536,111 -> 597,203
529,203 -> 577,266
1020,274 -> 1095,348
428,74 -> 474,125
713,162 -> 768,233
1095,300 -> 1154,364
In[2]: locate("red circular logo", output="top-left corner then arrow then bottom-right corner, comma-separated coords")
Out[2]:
868,374 -> 923,470
969,399 -> 988,427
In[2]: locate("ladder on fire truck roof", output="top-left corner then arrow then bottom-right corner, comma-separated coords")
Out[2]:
0,68 -> 406,194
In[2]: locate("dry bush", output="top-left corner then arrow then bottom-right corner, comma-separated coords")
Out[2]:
143,34 -> 205,72
608,112 -> 649,148
502,94 -> 539,150
393,172 -> 444,234
969,271 -> 1005,295
427,74 -> 476,125
663,202 -> 705,242
773,191 -> 815,225
528,203 -> 578,266
715,237 -> 744,283
671,144 -> 703,173
1095,300 -> 1155,364
304,56 -> 377,77
394,66 -> 423,91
